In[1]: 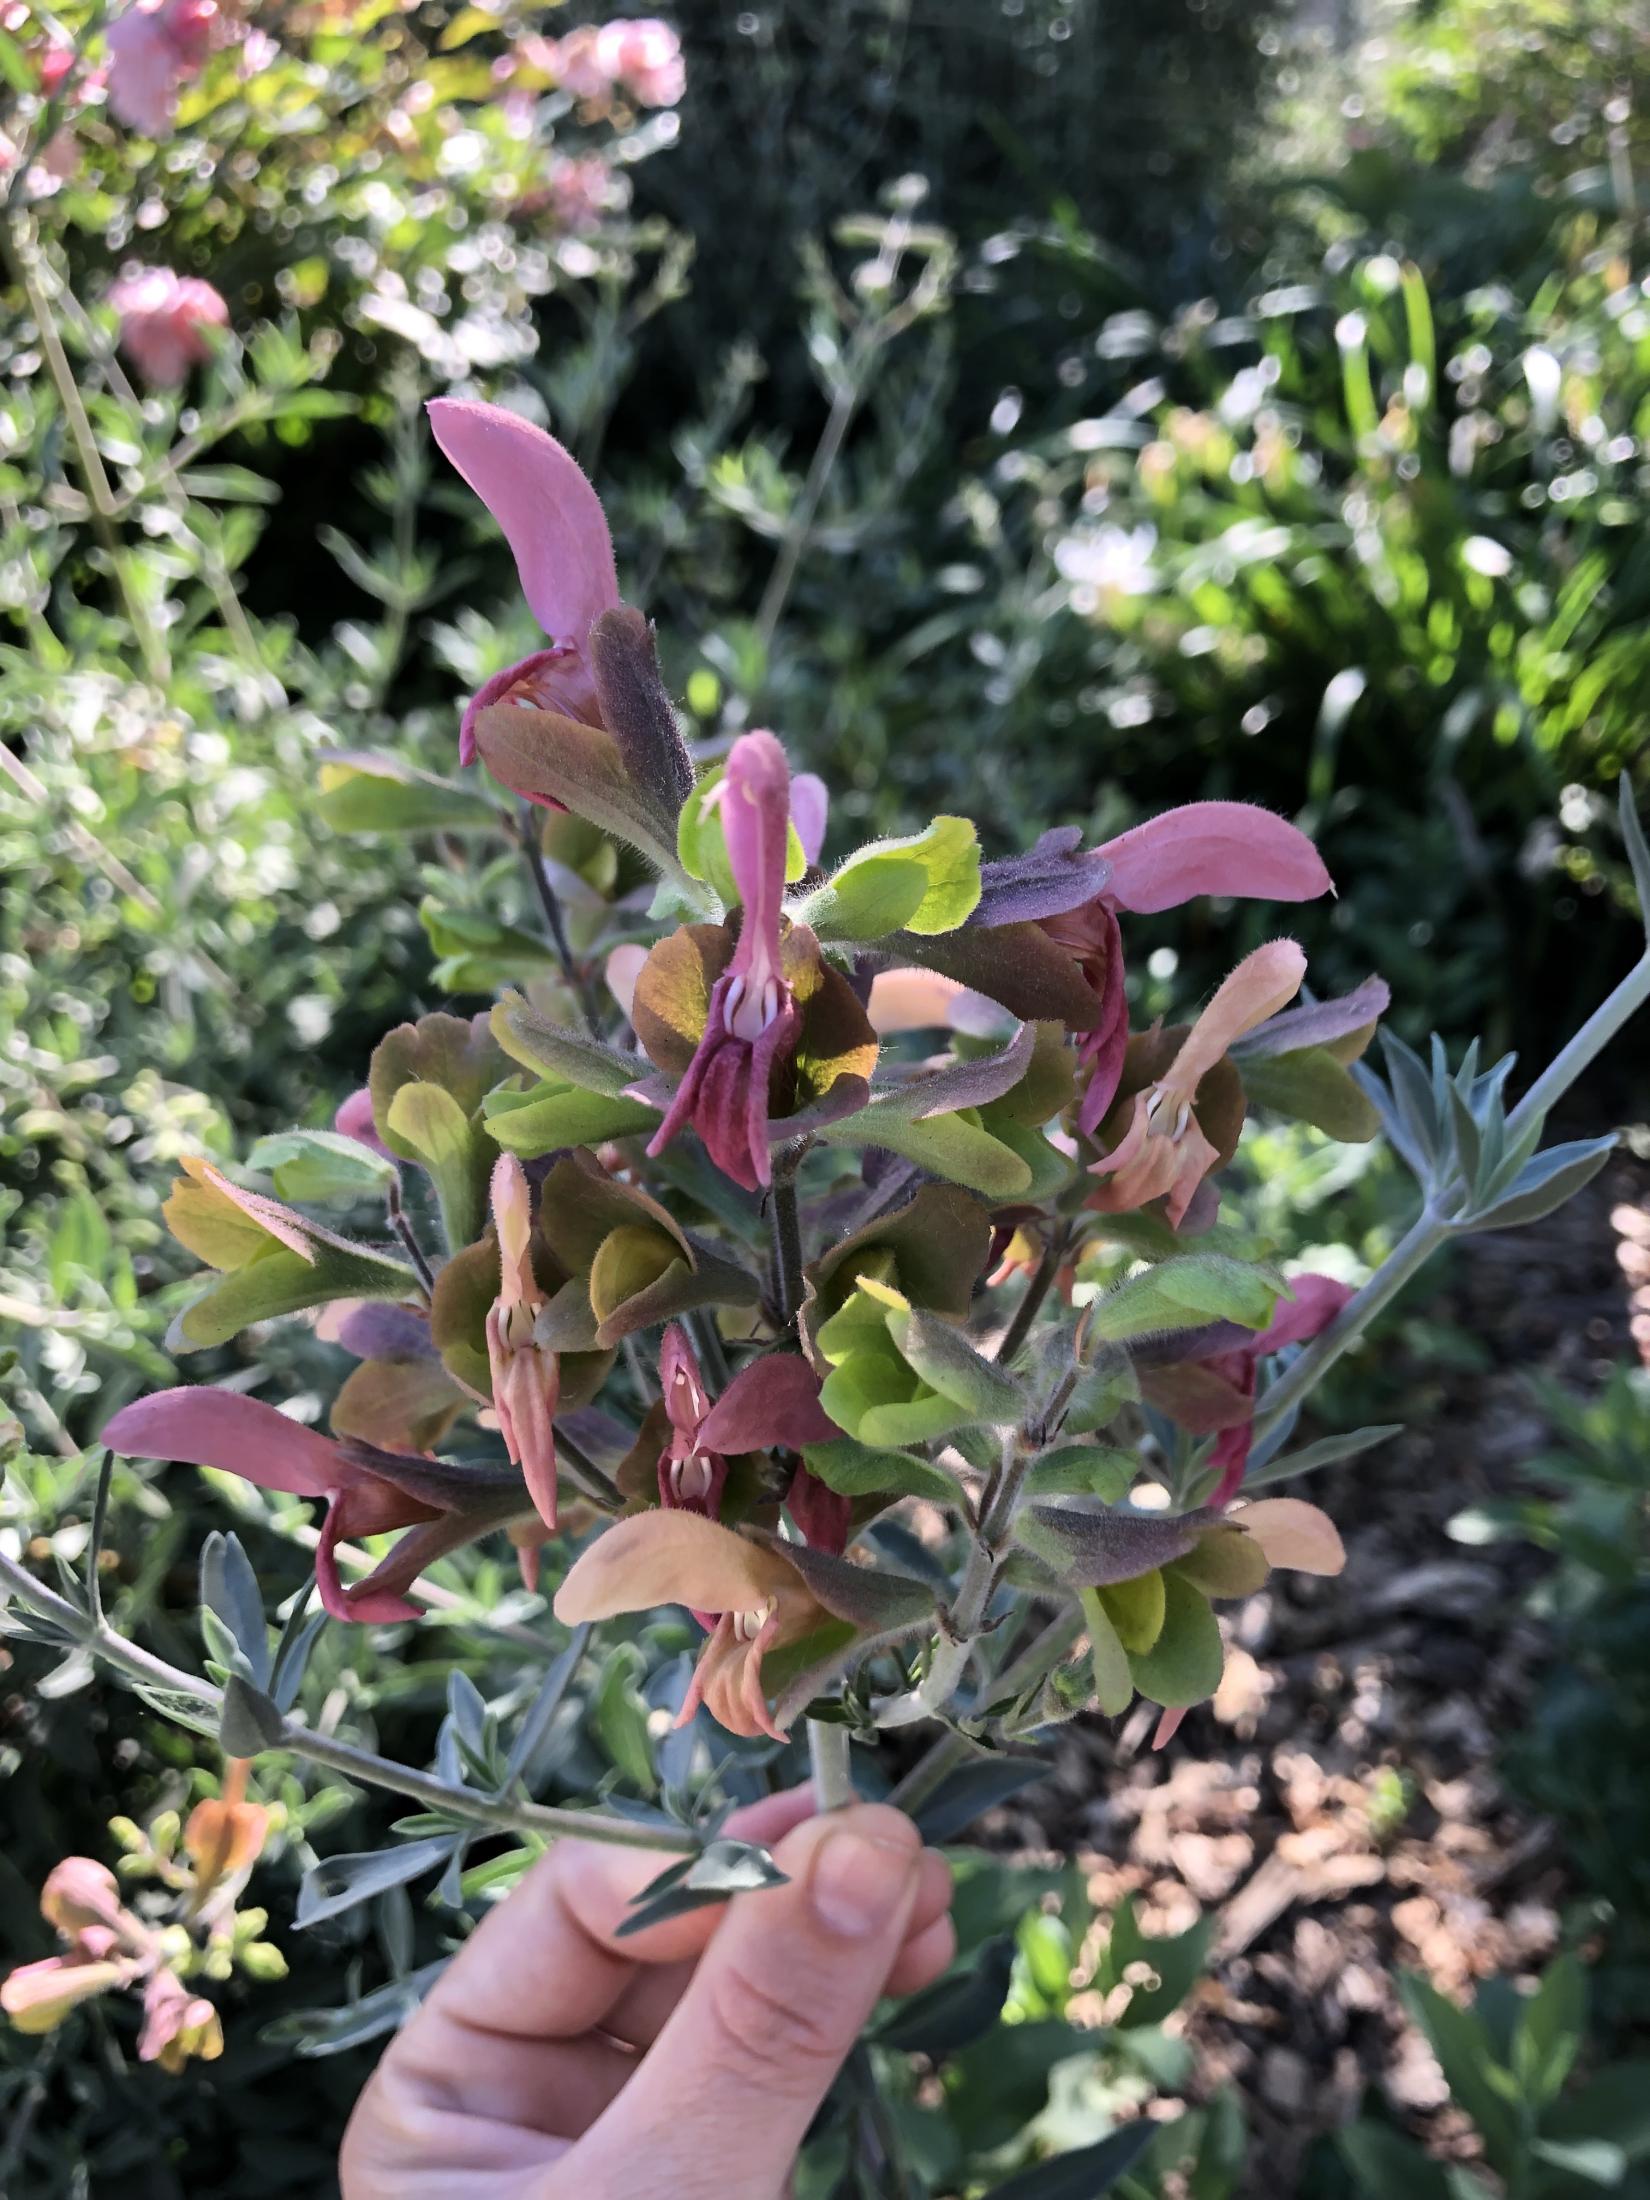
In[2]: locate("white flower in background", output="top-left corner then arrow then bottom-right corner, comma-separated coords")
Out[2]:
1054,522 -> 1158,598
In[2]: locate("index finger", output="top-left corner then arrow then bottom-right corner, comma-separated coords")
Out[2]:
418,1783 -> 820,2044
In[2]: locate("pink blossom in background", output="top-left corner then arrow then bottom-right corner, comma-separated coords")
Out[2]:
105,0 -> 217,137
544,150 -> 625,233
109,266 -> 228,385
545,17 -> 684,110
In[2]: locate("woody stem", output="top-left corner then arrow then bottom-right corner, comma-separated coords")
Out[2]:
884,1605 -> 1085,1819
808,1719 -> 856,1810
516,802 -> 604,1038
0,1550 -> 694,1856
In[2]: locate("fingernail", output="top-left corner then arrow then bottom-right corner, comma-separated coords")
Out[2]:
809,1826 -> 918,1940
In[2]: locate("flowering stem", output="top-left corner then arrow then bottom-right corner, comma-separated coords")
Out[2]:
808,1718 -> 857,1810
0,1550 -> 694,1857
771,1175 -> 805,1329
515,803 -> 604,1038
385,1176 -> 436,1298
993,1228 -> 1065,1366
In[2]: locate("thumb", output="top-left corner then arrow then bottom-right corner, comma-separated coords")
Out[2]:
564,1803 -> 923,2200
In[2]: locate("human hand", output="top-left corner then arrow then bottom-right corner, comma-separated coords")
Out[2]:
340,1788 -> 956,2200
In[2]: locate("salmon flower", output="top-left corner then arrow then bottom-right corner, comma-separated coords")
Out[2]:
427,398 -> 620,765
484,1153 -> 561,1532
103,1388 -> 529,1623
109,266 -> 228,386
138,1970 -> 223,2071
555,1510 -> 933,1740
1089,940 -> 1307,1227
2,1859 -> 155,2039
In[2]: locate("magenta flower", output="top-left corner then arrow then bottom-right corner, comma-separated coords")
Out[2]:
109,267 -> 228,386
102,1389 -> 528,1624
655,1321 -> 837,1523
648,731 -> 802,1191
105,0 -> 216,136
426,398 -> 619,765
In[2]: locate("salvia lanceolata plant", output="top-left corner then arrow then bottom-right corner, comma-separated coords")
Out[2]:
5,395 -> 1650,2050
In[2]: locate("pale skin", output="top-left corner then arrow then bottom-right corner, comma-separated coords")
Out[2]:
341,1791 -> 957,2200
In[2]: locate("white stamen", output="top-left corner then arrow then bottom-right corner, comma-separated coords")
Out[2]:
733,1598 -> 775,1642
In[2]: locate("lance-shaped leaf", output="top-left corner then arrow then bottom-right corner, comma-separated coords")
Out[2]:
1236,1046 -> 1381,1142
369,1012 -> 511,1253
314,749 -> 499,835
1017,1501 -> 1210,1588
884,1304 -> 1025,1425
537,1150 -> 760,1346
879,920 -> 1101,1030
588,607 -> 695,816
475,705 -> 686,883
817,1022 -> 1039,1197
164,1158 -> 416,1351
483,1081 -> 660,1156
796,816 -> 983,943
1089,1255 -> 1286,1344
491,992 -> 653,1096
1455,1135 -> 1617,1233
972,827 -> 1113,926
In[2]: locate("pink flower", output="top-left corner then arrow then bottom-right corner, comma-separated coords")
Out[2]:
427,397 -> 620,766
334,1084 -> 391,1159
1089,939 -> 1307,1227
655,1322 -> 838,1541
109,266 -> 228,386
138,1970 -> 223,2071
593,17 -> 684,107
103,1388 -> 530,1624
648,731 -> 800,1191
542,150 -> 626,233
484,1154 -> 561,1532
1014,803 -> 1332,1135
105,0 -> 217,136
2,1953 -> 128,2035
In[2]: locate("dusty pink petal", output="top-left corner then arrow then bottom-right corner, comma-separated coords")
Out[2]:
660,1324 -> 709,1445
554,1510 -> 796,1625
1169,940 -> 1307,1095
1232,1497 -> 1345,1575
316,1481 -> 433,1624
790,772 -> 828,866
2,1954 -> 125,2031
719,731 -> 792,976
1151,1704 -> 1189,1751
606,942 -> 647,1018
700,1354 -> 837,1454
103,1387 -> 341,1501
457,643 -> 588,770
867,968 -> 968,1034
426,399 -> 618,684
1097,801 -> 1332,915
1255,1272 -> 1354,1356
40,1861 -> 125,1938
1074,902 -> 1130,1137
333,1085 -> 390,1158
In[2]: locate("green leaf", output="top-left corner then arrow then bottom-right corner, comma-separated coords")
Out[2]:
876,1935 -> 1017,2056
1512,1952 -> 1586,2108
1126,1573 -> 1224,1708
476,705 -> 688,886
1238,1046 -> 1380,1142
593,1644 -> 656,1797
821,1103 -> 1033,1198
800,816 -> 982,941
200,1532 -> 270,1692
1078,1589 -> 1134,1714
387,1082 -> 487,1252
1095,1896 -> 1215,2028
977,2125 -> 1159,2198
297,1838 -> 458,1929
1621,771 -> 1650,939
802,1437 -> 963,1507
219,1673 -> 286,1757
249,1129 -> 395,1206
885,1306 -> 1025,1424
676,764 -> 806,906
491,993 -> 652,1097
315,750 -> 497,835
1337,2124 -> 1452,2200
1397,1973 -> 1522,2173
1090,1256 -> 1286,1343
1458,1137 -> 1617,1233
1025,1444 -> 1136,1500
1244,1423 -> 1403,1490
482,1081 -> 660,1156
617,1840 -> 788,1937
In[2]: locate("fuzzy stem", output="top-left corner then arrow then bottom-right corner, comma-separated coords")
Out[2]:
516,803 -> 604,1038
0,1550 -> 692,1856
884,1605 -> 1085,1817
993,1226 -> 1066,1367
807,1718 -> 857,1810
771,1175 -> 805,1330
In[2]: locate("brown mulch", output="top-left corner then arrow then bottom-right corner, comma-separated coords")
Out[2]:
982,1152 -> 1650,2192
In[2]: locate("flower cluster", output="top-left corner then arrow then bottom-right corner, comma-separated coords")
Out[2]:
108,265 -> 229,385
1,1766 -> 282,2067
105,395 -> 1382,1764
